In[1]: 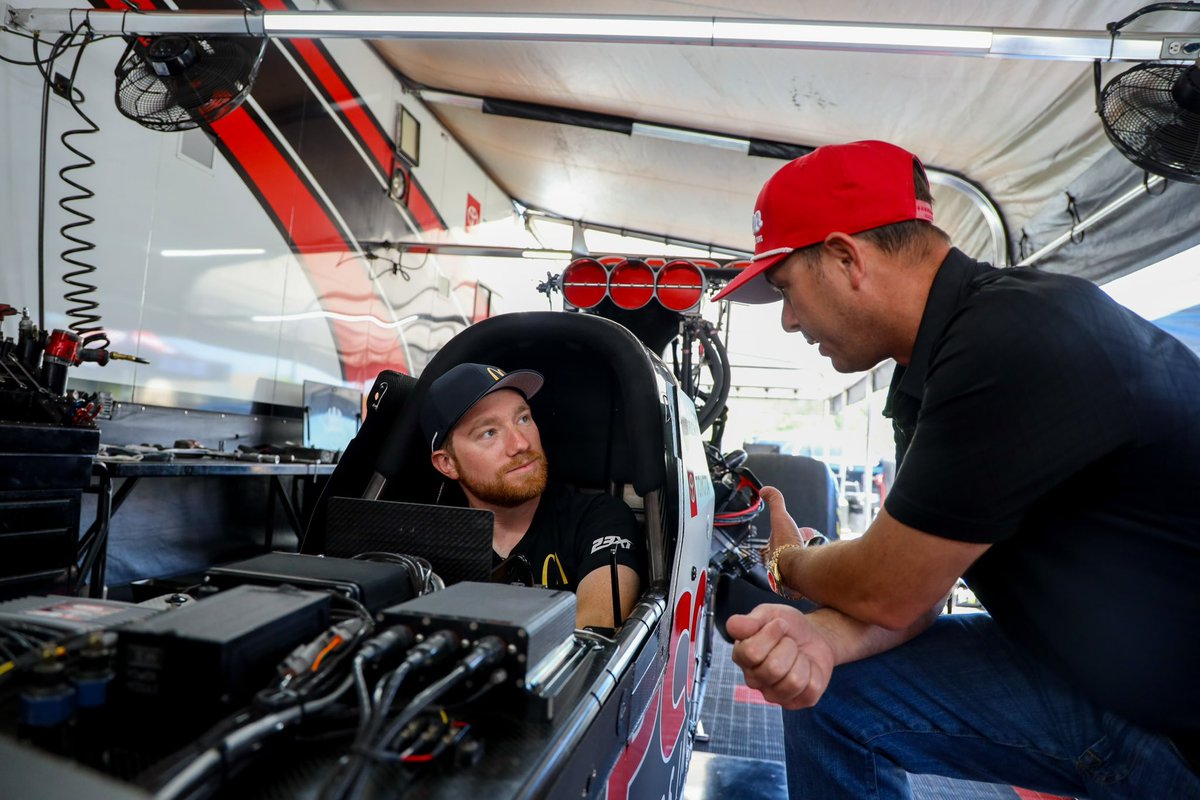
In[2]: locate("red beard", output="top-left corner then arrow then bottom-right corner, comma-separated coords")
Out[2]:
456,450 -> 549,507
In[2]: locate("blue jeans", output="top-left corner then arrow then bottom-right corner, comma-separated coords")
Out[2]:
782,613 -> 1200,799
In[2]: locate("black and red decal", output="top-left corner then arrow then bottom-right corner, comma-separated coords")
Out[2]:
93,0 -> 464,381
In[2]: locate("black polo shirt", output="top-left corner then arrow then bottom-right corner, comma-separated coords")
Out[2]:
884,248 -> 1200,737
496,483 -> 644,590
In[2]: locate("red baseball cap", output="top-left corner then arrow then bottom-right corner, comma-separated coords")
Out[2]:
713,140 -> 934,304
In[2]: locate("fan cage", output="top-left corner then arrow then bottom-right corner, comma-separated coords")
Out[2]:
115,36 -> 266,133
1099,62 -> 1200,184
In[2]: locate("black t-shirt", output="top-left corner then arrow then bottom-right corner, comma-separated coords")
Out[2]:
884,248 -> 1200,736
496,483 -> 645,590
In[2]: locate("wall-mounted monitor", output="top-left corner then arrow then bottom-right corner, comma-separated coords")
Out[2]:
302,380 -> 362,452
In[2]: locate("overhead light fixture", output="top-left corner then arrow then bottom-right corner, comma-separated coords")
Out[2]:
712,20 -> 992,53
252,311 -> 418,330
631,123 -> 749,152
263,13 -> 713,41
417,90 -> 484,110
161,247 -> 266,257
520,249 -> 573,259
379,241 -> 574,259
6,8 -> 1181,62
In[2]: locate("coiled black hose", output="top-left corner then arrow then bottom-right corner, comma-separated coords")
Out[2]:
56,29 -> 108,351
691,319 -> 731,432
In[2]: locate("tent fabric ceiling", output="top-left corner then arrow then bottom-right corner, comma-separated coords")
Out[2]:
342,1 -> 1200,268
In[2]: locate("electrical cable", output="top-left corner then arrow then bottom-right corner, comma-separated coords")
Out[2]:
0,26 -> 95,67
352,657 -> 373,742
0,630 -> 93,687
35,34 -> 68,330
6,21 -> 108,344
153,625 -> 413,800
714,495 -> 765,527
439,666 -> 510,712
0,626 -> 49,654
153,672 -> 359,800
372,636 -> 505,755
319,629 -> 461,800
391,716 -> 447,762
321,663 -> 413,800
27,30 -> 77,333
351,551 -> 442,595
342,637 -> 506,797
1,621 -> 65,641
1,23 -> 114,52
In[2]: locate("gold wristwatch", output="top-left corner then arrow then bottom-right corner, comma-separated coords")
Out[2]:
766,531 -> 828,595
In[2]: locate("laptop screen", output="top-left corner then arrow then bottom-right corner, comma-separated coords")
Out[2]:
325,497 -> 494,585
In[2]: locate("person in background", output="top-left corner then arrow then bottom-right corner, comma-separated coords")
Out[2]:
715,140 -> 1200,799
420,362 -> 644,630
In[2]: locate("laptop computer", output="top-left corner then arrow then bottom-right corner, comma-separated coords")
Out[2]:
325,497 -> 495,585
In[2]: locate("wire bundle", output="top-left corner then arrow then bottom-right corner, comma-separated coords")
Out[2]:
319,632 -> 507,800
350,552 -> 444,598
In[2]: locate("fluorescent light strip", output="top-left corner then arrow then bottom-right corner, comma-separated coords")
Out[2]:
253,311 -> 419,330
631,123 -> 749,152
11,10 -> 1185,62
161,248 -> 266,257
417,90 -> 485,110
264,13 -> 713,40
521,249 -> 573,259
713,20 -> 992,51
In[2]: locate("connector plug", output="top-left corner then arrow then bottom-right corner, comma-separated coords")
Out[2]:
405,630 -> 461,670
357,625 -> 414,663
460,635 -> 506,674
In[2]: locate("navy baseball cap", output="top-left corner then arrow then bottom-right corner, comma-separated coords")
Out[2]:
420,363 -> 544,451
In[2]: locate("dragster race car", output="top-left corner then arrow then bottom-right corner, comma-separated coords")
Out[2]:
0,307 -> 744,800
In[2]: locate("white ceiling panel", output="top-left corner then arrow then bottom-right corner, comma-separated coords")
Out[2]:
339,1 -> 1199,257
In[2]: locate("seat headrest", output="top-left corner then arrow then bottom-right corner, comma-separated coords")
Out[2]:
375,312 -> 667,500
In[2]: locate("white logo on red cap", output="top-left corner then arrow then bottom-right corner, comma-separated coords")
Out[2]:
752,210 -> 763,243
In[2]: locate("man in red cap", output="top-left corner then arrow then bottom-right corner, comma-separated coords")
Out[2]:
718,141 -> 1200,797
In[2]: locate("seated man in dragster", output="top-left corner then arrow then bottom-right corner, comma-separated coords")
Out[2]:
420,363 -> 644,629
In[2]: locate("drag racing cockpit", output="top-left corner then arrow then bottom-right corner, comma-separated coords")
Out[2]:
0,308 -> 722,800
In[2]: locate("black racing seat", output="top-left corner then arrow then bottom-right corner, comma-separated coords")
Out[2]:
304,312 -> 672,585
712,452 -> 837,643
299,370 -> 417,554
370,311 -> 668,508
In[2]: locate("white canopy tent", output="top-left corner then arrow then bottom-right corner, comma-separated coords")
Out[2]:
334,2 -> 1200,267
11,0 -> 1200,399
339,1 -> 1200,398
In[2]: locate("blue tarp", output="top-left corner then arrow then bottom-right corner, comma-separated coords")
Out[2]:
1153,306 -> 1200,356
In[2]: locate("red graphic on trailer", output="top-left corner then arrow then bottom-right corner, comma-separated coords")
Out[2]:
688,471 -> 698,518
466,193 -> 481,231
